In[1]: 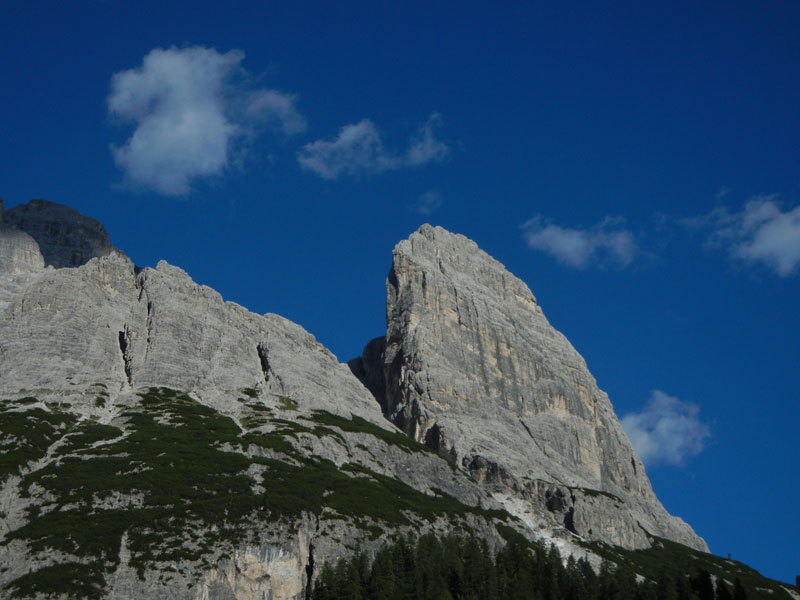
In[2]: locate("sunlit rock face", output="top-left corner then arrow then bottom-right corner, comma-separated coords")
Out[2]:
0,199 -> 45,315
0,225 -> 44,275
358,224 -> 707,551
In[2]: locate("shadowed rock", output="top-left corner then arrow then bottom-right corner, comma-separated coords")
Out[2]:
3,198 -> 116,268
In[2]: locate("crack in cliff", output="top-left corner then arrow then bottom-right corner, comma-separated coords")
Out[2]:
118,327 -> 133,386
452,285 -> 464,329
257,342 -> 285,392
145,301 -> 154,348
519,418 -> 534,438
305,516 -> 320,599
257,343 -> 271,383
134,271 -> 156,366
135,269 -> 144,300
519,418 -> 549,457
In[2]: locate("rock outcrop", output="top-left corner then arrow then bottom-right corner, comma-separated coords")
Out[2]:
2,198 -> 115,268
0,198 -> 47,314
356,224 -> 706,551
0,222 -> 44,276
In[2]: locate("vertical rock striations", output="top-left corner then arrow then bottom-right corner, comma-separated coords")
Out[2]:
0,199 -> 47,314
0,225 -> 44,275
358,224 -> 707,551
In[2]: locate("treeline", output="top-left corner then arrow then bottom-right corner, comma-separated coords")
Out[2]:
310,531 -> 749,600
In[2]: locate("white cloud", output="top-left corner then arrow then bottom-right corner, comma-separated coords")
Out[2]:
246,89 -> 307,135
416,190 -> 444,215
406,114 -> 450,166
297,119 -> 386,180
706,196 -> 800,277
521,216 -> 636,268
298,113 -> 449,180
716,186 -> 732,200
621,390 -> 710,467
108,46 -> 305,195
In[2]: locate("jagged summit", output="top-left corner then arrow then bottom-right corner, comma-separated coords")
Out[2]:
356,223 -> 707,551
1,198 -> 117,269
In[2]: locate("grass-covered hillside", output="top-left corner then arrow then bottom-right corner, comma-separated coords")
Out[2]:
0,389 -> 793,600
0,388 -> 505,599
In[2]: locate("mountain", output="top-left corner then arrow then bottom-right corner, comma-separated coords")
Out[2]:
353,224 -> 703,551
0,199 -> 792,600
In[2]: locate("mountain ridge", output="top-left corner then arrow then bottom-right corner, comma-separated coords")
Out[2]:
2,198 -> 790,600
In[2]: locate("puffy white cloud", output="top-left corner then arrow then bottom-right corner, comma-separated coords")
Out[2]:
706,196 -> 800,276
298,113 -> 449,180
416,190 -> 444,215
621,390 -> 710,467
108,46 -> 305,195
521,216 -> 636,268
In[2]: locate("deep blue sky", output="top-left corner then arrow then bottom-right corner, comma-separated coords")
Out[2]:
2,0 -> 798,585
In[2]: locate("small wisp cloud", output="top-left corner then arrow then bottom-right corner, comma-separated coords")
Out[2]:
704,196 -> 800,277
522,216 -> 636,268
621,390 -> 710,467
108,46 -> 305,195
298,114 -> 449,180
416,190 -> 444,215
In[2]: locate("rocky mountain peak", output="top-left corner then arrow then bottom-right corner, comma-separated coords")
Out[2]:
2,198 -> 117,268
391,224 -> 538,304
359,224 -> 707,551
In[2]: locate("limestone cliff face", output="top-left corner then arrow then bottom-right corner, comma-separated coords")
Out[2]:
0,224 -> 44,275
0,200 -> 47,324
358,224 -> 706,552
0,202 -> 380,420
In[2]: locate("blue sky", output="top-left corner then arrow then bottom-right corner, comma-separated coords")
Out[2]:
2,0 -> 798,584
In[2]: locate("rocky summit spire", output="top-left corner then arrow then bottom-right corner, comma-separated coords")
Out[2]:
358,224 -> 707,551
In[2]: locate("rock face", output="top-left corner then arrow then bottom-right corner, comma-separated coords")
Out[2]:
0,202 -> 708,600
2,198 -> 115,268
0,199 -> 47,314
357,224 -> 706,552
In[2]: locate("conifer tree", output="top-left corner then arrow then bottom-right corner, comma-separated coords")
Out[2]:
656,570 -> 679,600
732,578 -> 747,600
716,581 -> 733,600
691,569 -> 715,600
